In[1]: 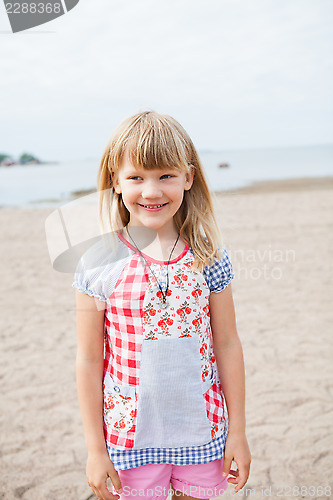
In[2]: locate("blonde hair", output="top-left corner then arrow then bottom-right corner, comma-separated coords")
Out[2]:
97,110 -> 223,272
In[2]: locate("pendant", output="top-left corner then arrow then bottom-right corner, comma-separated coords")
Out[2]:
160,300 -> 169,309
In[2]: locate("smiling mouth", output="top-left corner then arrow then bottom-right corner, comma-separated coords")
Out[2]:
138,203 -> 168,209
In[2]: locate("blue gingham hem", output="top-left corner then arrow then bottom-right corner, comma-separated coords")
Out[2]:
210,273 -> 235,293
106,420 -> 229,471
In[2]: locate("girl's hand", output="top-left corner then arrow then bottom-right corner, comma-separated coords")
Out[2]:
222,432 -> 251,493
86,451 -> 123,500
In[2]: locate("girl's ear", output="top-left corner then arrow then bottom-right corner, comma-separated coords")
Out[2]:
111,170 -> 121,194
184,164 -> 195,191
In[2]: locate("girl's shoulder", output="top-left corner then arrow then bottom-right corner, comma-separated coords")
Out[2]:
72,233 -> 132,301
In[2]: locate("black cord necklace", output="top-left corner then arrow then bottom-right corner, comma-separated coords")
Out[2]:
125,225 -> 180,309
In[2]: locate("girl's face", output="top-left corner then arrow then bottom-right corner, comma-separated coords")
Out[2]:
112,156 -> 194,234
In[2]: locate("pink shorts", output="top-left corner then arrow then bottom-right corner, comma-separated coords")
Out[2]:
113,459 -> 228,499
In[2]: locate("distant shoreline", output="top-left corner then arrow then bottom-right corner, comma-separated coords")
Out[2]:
0,161 -> 59,168
214,175 -> 333,195
70,175 -> 333,200
1,175 -> 333,210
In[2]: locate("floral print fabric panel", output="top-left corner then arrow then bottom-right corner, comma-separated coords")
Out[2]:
142,253 -> 216,385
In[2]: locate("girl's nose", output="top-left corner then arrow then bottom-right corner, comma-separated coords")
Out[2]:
141,181 -> 163,199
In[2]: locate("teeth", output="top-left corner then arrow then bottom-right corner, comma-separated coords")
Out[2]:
143,204 -> 164,208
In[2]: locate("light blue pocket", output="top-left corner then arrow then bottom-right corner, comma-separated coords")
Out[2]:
134,336 -> 212,449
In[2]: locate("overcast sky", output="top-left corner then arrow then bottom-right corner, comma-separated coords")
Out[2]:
0,0 -> 332,160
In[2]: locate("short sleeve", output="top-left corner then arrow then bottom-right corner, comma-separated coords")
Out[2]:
71,234 -> 134,302
71,238 -> 115,302
72,254 -> 107,302
203,247 -> 235,293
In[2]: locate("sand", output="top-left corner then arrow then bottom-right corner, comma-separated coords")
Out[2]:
0,176 -> 332,500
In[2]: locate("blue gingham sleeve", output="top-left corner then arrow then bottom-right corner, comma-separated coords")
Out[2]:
203,247 -> 235,293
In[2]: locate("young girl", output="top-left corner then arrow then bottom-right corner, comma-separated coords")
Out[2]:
73,111 -> 251,500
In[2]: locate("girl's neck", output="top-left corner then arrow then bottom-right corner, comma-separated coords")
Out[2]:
127,221 -> 179,244
122,223 -> 186,262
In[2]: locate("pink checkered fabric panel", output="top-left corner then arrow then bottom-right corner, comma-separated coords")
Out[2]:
204,381 -> 225,424
103,255 -> 148,449
104,255 -> 148,386
109,430 -> 135,450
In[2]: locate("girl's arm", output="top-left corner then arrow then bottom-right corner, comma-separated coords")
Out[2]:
209,284 -> 251,493
75,290 -> 123,500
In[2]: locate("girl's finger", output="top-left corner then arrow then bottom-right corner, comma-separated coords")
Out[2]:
107,470 -> 123,495
96,486 -> 106,500
94,482 -> 105,500
90,485 -> 100,499
99,482 -> 120,500
234,465 -> 249,492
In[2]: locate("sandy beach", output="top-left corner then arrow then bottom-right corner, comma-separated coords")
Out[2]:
0,176 -> 332,500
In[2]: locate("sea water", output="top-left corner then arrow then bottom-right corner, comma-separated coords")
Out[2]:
0,144 -> 332,208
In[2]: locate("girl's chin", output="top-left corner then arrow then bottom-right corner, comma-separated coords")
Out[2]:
129,217 -> 172,230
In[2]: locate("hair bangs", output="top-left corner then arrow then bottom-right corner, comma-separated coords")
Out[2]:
116,113 -> 190,172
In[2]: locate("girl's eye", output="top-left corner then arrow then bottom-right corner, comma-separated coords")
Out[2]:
129,174 -> 173,180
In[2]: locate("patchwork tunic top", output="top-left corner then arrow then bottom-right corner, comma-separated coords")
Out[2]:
72,230 -> 235,471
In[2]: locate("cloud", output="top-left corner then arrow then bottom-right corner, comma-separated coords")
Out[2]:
0,0 -> 332,157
